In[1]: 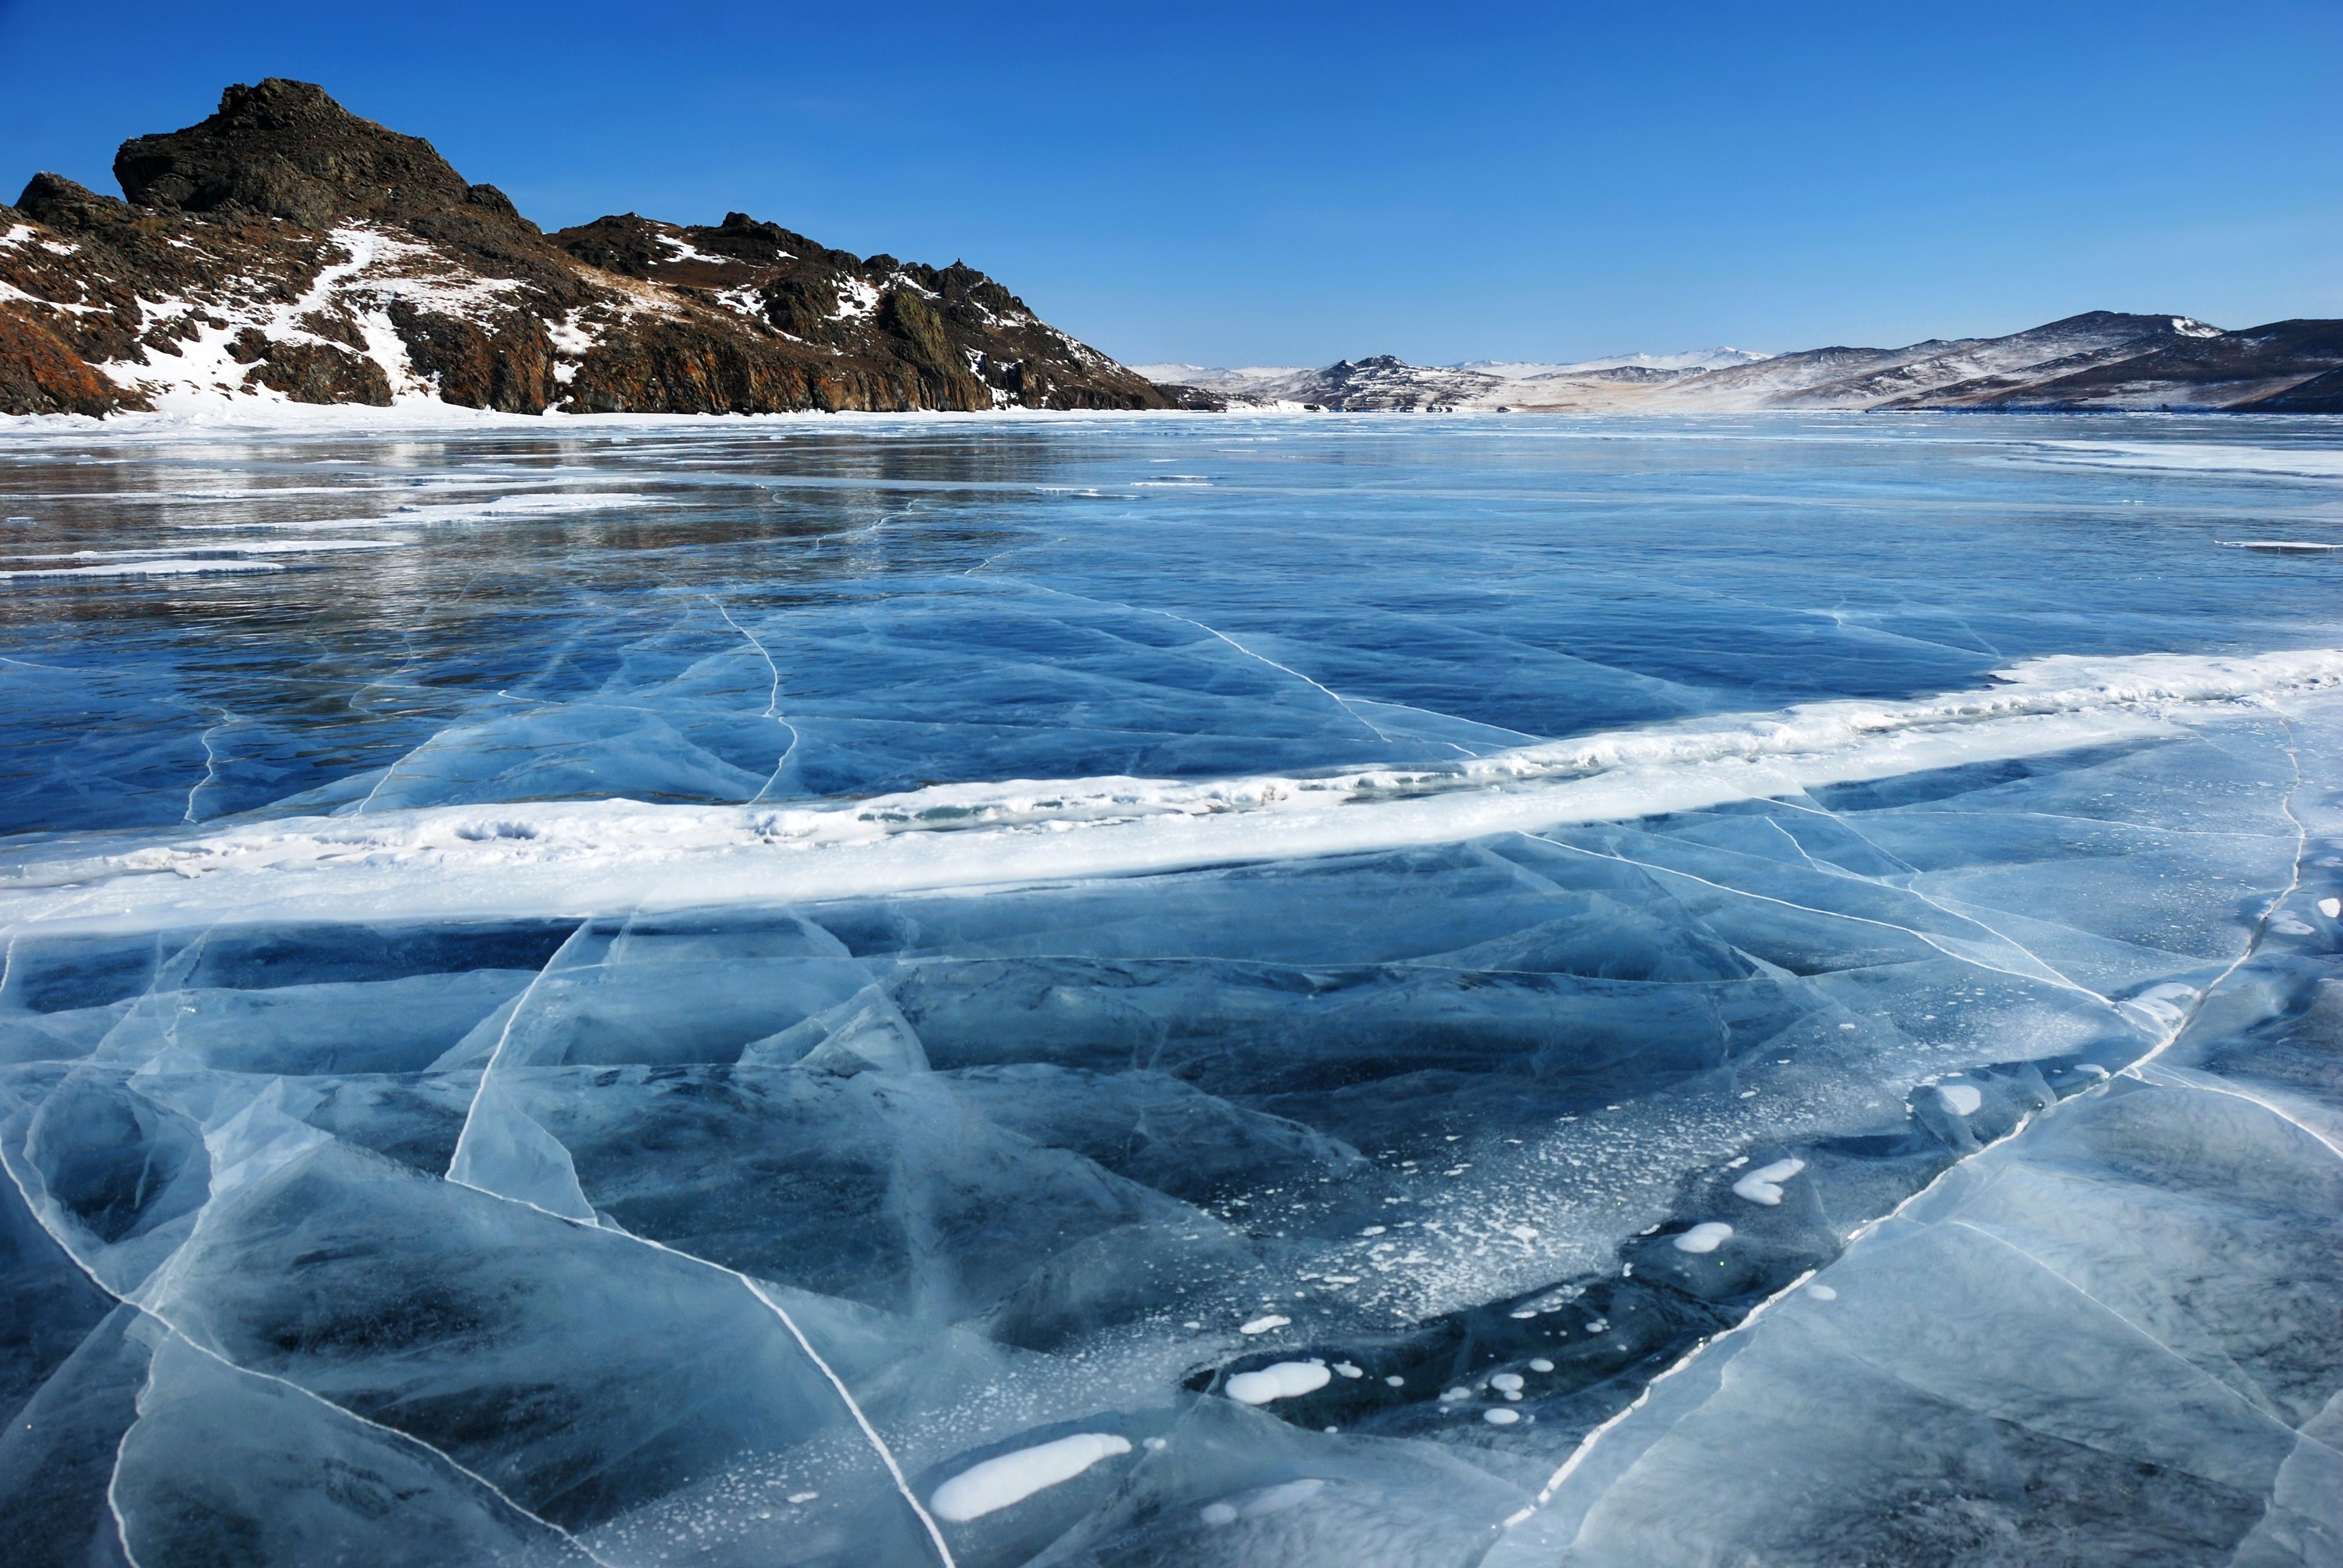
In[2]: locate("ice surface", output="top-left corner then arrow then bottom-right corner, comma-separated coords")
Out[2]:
1,411 -> 2339,1566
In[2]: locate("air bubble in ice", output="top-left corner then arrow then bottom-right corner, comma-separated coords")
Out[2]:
1674,1222 -> 1734,1253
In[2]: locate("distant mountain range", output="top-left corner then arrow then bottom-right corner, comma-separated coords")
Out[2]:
0,80 -> 1179,417
1144,314 -> 2343,413
1133,347 -> 1775,398
2,82 -> 2336,420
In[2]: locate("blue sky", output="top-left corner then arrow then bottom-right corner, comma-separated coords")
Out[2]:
3,1 -> 2336,367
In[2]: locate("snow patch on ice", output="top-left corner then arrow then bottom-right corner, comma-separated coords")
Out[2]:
2029,443 -> 2343,481
1,557 -> 287,581
17,646 -> 2343,934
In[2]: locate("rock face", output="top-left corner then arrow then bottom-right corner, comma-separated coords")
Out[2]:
1189,313 -> 2343,414
0,80 -> 1183,417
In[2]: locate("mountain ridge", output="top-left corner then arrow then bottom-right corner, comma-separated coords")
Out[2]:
1167,311 -> 2343,414
0,79 -> 1186,417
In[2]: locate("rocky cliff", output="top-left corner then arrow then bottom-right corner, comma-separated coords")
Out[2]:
0,79 -> 1190,417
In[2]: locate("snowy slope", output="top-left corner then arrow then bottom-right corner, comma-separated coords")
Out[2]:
1158,314 -> 2341,414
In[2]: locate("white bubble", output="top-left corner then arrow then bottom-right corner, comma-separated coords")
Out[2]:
1674,1222 -> 1734,1254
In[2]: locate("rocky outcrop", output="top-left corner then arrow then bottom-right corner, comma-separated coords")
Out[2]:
1,80 -> 1181,417
0,299 -> 130,416
229,328 -> 392,406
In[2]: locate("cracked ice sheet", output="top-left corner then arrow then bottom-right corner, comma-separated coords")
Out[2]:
0,696 -> 2328,1566
5,414 -> 2343,1567
1489,700 -> 2343,1568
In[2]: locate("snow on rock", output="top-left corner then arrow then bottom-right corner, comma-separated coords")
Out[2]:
828,277 -> 879,322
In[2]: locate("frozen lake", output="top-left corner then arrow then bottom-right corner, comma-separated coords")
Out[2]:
2,411 -> 2339,1567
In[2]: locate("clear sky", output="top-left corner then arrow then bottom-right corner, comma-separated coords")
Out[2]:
3,0 -> 2336,368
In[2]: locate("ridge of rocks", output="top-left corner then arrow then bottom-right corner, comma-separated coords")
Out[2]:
0,80 -> 1195,416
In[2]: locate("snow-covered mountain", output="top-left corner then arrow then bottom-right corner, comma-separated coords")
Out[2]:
1454,347 -> 1772,377
1161,315 -> 2342,413
1127,363 -> 1310,394
0,80 -> 1181,417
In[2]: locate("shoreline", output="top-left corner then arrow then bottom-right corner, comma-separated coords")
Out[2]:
6,401 -> 2341,438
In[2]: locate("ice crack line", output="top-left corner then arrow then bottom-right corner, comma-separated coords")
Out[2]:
1158,610 -> 1398,744
1527,832 -> 2120,1009
446,918 -> 593,1177
1019,579 -> 1399,745
707,596 -> 802,802
1498,716 -> 2320,1545
1945,1219 -> 2334,1444
2131,1064 -> 2343,1163
708,596 -> 782,719
442,918 -> 956,1567
103,1353 -> 155,1568
182,707 -> 232,825
342,625 -> 425,718
1764,799 -> 2116,1006
2123,710 -> 2309,1085
0,1132 -> 612,1568
441,1180 -> 959,1568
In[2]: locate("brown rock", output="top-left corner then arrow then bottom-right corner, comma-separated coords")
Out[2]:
115,78 -> 479,230
0,306 -> 138,416
386,302 -> 555,413
242,338 -> 393,405
4,81 -> 1186,418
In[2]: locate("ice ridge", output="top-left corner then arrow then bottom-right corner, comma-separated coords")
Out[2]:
16,645 -> 2339,933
